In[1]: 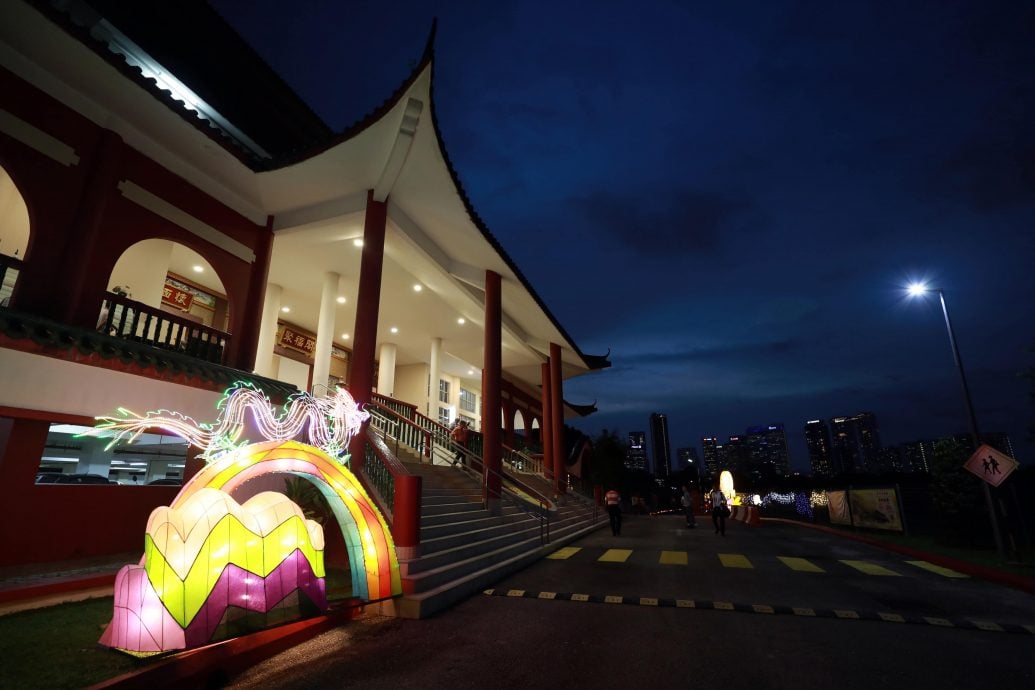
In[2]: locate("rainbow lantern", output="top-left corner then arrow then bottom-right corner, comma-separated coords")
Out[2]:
89,383 -> 401,655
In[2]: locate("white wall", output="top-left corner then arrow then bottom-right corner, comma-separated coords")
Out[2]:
394,363 -> 428,409
0,166 -> 29,257
110,239 -> 172,306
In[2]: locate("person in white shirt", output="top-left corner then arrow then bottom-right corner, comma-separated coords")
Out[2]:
710,484 -> 728,536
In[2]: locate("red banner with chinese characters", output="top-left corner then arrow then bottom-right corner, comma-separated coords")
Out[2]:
280,326 -> 316,354
162,284 -> 194,311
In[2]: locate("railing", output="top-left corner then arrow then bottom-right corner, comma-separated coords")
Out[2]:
97,292 -> 230,364
371,392 -> 419,421
360,427 -> 421,554
450,450 -> 551,545
367,403 -> 432,460
0,254 -> 23,307
502,445 -> 543,475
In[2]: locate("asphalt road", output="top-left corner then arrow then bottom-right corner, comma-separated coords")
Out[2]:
226,515 -> 1035,689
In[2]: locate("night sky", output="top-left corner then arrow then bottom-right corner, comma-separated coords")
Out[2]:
210,0 -> 1035,471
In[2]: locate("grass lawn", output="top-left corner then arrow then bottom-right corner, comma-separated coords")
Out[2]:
0,597 -> 143,689
0,568 -> 356,688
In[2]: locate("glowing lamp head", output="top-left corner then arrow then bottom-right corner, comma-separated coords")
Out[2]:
907,282 -> 928,297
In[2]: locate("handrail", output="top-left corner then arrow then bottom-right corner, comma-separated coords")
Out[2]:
451,455 -> 551,545
366,400 -> 432,460
501,444 -> 542,475
360,426 -> 421,554
0,254 -> 23,307
98,292 -> 231,364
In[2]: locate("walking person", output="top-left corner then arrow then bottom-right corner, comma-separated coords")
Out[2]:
710,483 -> 728,536
604,487 -> 622,536
681,485 -> 696,528
450,420 -> 470,467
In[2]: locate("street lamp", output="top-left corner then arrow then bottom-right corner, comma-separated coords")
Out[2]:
906,282 -> 1006,559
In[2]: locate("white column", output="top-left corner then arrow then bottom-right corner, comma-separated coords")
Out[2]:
254,283 -> 282,377
312,272 -> 339,395
377,342 -> 397,397
428,337 -> 442,417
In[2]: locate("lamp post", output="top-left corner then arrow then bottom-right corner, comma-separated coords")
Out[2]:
907,282 -> 1006,560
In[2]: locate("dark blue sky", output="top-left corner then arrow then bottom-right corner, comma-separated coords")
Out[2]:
212,0 -> 1035,471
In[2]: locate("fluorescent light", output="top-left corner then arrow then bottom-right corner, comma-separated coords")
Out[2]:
41,456 -> 79,463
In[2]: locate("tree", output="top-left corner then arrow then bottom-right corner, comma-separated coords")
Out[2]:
927,438 -> 990,548
589,429 -> 625,490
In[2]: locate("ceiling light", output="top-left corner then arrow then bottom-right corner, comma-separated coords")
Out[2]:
281,306 -> 290,313
457,318 -> 465,325
468,369 -> 475,376
390,327 -> 398,334
337,296 -> 346,304
341,333 -> 350,340
192,265 -> 204,273
353,239 -> 364,248
413,284 -> 422,292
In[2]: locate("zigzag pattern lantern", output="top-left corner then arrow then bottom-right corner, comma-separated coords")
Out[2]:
90,384 -> 401,656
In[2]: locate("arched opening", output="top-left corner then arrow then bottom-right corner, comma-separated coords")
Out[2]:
100,240 -> 233,363
0,164 -> 30,306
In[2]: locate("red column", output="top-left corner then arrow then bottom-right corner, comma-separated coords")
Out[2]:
347,191 -> 387,472
540,362 -> 553,480
61,129 -> 124,327
550,342 -> 565,495
392,474 -> 422,559
482,270 -> 502,505
233,214 -> 275,372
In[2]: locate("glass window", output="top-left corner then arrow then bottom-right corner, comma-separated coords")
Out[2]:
460,388 -> 476,413
36,422 -> 187,485
438,379 -> 450,404
438,406 -> 451,426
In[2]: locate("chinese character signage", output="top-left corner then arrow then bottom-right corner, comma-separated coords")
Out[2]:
162,284 -> 194,311
280,326 -> 316,354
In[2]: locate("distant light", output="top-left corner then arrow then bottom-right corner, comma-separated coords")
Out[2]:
390,327 -> 398,334
352,239 -> 364,248
907,282 -> 928,297
337,296 -> 346,304
281,306 -> 290,313
457,318 -> 466,325
341,333 -> 350,340
413,284 -> 422,292
192,265 -> 204,273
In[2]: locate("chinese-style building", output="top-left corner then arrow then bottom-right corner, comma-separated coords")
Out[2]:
0,0 -> 609,616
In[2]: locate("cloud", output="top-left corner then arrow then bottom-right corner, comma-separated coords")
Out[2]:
566,188 -> 756,255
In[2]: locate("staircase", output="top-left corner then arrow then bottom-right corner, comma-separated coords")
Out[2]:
380,456 -> 606,618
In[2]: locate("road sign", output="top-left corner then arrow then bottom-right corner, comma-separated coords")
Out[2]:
964,444 -> 1019,487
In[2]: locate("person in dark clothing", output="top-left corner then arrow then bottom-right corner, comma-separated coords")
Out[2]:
604,488 -> 622,536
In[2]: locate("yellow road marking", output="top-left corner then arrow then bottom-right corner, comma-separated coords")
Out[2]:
714,601 -> 734,610
840,560 -> 901,576
793,607 -> 815,616
547,547 -> 581,560
571,593 -> 589,602
752,604 -> 774,614
604,595 -> 623,604
924,617 -> 953,627
835,610 -> 859,619
778,556 -> 825,573
599,549 -> 633,563
537,592 -> 556,600
905,560 -> 968,578
972,621 -> 1003,632
506,589 -> 525,597
718,553 -> 753,569
640,597 -> 658,606
676,599 -> 695,608
660,550 -> 688,565
879,612 -> 905,623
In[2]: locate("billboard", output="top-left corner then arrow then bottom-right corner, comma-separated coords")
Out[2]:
825,488 -> 903,531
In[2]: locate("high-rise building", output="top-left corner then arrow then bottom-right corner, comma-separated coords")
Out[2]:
744,424 -> 790,482
701,437 -> 719,479
804,419 -> 834,478
829,412 -> 881,474
725,435 -> 750,477
649,413 -> 672,477
625,431 -> 648,472
899,441 -> 933,473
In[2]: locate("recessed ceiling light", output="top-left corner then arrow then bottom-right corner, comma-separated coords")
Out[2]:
341,333 -> 350,340
281,306 -> 290,313
352,239 -> 364,248
390,327 -> 398,334
336,296 -> 346,304
457,317 -> 466,325
413,284 -> 422,292
192,265 -> 204,273
467,369 -> 475,376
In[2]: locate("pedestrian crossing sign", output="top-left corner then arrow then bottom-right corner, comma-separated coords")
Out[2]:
964,444 -> 1019,487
